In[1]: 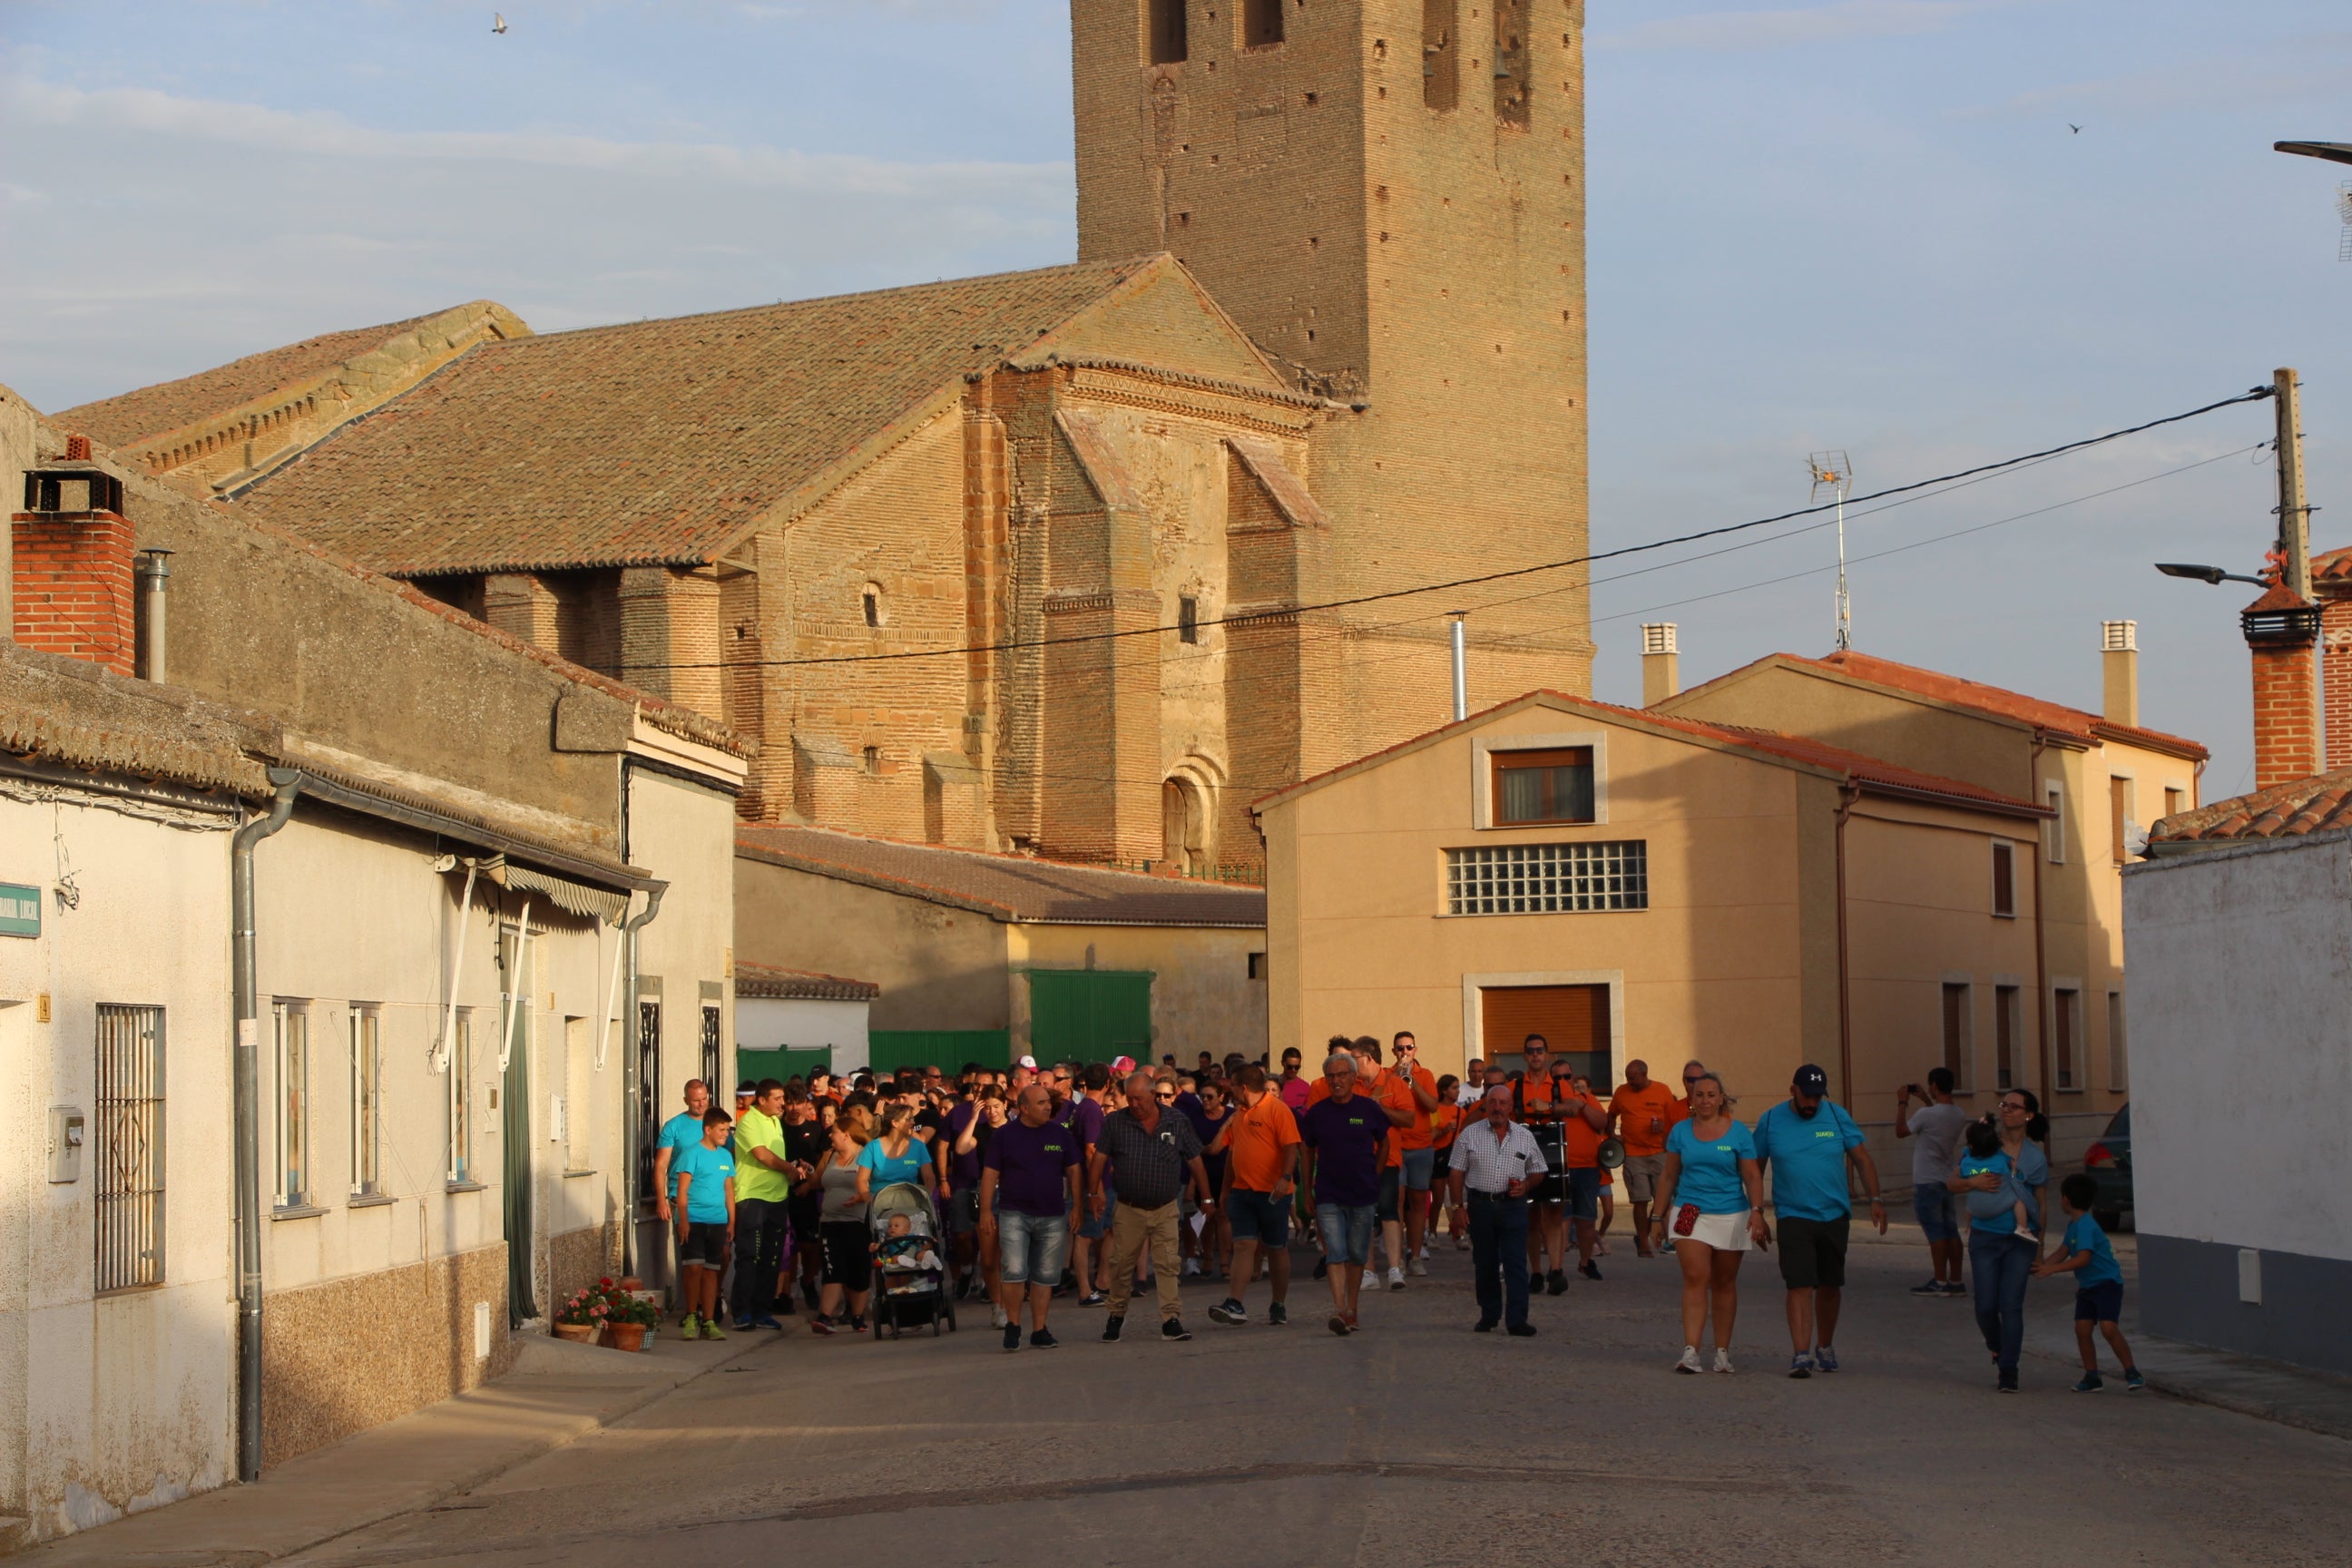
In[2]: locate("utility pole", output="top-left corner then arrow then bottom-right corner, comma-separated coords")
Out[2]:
2277,367 -> 2311,599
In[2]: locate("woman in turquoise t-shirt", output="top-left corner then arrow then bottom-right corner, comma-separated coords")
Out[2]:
1649,1073 -> 1768,1376
855,1104 -> 936,1199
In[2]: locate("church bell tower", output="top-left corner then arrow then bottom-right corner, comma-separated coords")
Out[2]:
1072,0 -> 1592,746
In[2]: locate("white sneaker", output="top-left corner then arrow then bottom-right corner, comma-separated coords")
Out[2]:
1387,1267 -> 1406,1290
991,1304 -> 1009,1329
1362,1269 -> 1380,1289
1406,1258 -> 1427,1278
1712,1348 -> 1735,1375
1181,1258 -> 1201,1277
1675,1345 -> 1703,1375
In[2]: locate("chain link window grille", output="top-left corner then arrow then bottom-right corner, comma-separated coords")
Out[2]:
1445,842 -> 1648,916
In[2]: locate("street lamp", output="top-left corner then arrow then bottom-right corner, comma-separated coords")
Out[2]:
2276,142 -> 2352,166
2154,562 -> 2272,588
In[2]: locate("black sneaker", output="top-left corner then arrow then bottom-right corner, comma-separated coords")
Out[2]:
731,1318 -> 756,1332
1208,1298 -> 1246,1326
1075,1291 -> 1108,1308
1030,1328 -> 1059,1349
1506,1322 -> 1537,1338
1997,1368 -> 2019,1393
1002,1322 -> 1022,1352
1267,1301 -> 1288,1327
1102,1314 -> 1124,1342
1545,1269 -> 1569,1297
1579,1260 -> 1602,1281
1312,1258 -> 1328,1280
1910,1279 -> 1945,1297
1475,1318 -> 1498,1333
1161,1318 -> 1192,1342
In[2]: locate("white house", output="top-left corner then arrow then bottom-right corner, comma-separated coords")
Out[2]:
733,961 -> 877,1083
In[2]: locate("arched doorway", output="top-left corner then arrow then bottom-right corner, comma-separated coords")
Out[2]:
1161,775 -> 1209,876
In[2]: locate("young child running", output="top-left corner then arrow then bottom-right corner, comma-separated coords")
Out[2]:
1957,1120 -> 2038,1246
2034,1173 -> 2143,1391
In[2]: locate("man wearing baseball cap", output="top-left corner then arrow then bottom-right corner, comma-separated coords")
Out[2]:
1751,1063 -> 1885,1378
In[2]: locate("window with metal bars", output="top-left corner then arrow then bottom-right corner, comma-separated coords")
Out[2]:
446,1009 -> 474,1183
95,1004 -> 166,1291
1445,841 -> 1647,915
700,1004 -> 723,1098
635,998 -> 661,1203
349,1006 -> 382,1197
274,1001 -> 309,1206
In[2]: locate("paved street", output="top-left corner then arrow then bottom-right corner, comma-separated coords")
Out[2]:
275,1234 -> 2348,1568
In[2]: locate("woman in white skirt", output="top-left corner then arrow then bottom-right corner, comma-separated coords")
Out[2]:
1650,1073 -> 1769,1373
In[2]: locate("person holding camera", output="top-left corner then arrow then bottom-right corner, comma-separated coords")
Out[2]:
1896,1068 -> 1969,1296
1650,1073 -> 1768,1374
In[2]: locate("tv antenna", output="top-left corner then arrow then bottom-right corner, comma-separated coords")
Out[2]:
1809,451 -> 1855,652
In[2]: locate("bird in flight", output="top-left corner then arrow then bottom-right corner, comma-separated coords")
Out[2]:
2068,122 -> 2082,134
493,12 -> 508,33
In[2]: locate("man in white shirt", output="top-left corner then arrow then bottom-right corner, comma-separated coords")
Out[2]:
1896,1068 -> 1970,1297
1446,1082 -> 1548,1337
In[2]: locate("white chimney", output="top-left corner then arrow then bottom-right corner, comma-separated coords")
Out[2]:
1642,622 -> 1680,707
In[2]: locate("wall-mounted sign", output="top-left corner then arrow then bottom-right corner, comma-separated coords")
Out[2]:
0,883 -> 39,939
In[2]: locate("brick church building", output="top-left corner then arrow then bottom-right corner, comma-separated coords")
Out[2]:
56,2 -> 1592,871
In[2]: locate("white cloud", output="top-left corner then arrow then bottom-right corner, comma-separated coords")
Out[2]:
1592,0 -> 2001,53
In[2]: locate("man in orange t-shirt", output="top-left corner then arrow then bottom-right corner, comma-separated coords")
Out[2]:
1511,1035 -> 1607,1295
1308,1035 -> 1432,1290
1389,1032 -> 1443,1277
1667,1059 -> 1707,1130
1206,1063 -> 1301,1328
1609,1059 -> 1680,1255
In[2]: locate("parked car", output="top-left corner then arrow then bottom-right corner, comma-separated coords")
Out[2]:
2082,1102 -> 2132,1230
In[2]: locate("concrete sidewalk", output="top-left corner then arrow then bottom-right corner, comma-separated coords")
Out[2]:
12,1327 -> 768,1568
1856,1215 -> 2352,1441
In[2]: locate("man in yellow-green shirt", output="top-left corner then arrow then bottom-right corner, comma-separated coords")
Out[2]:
730,1079 -> 809,1330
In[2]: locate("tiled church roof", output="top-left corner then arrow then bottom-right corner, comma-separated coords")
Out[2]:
237,257 -> 1178,577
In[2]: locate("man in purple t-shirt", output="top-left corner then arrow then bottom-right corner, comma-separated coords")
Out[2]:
1069,1063 -> 1113,1305
980,1084 -> 1083,1351
1300,1052 -> 1410,1337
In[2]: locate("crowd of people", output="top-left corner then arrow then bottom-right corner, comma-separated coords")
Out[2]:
643,1036 -> 2138,1392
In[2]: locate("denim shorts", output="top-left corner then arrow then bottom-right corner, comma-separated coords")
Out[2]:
1564,1165 -> 1602,1222
2074,1279 -> 2124,1324
1228,1187 -> 1291,1247
998,1209 -> 1071,1286
1078,1175 -> 1114,1240
946,1187 -> 981,1237
1399,1148 -> 1438,1192
1317,1203 -> 1377,1265
1376,1167 -> 1401,1223
1914,1185 -> 1959,1242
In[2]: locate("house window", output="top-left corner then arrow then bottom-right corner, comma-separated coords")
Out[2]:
1446,841 -> 1648,915
1492,747 -> 1594,825
1149,0 -> 1187,63
1242,0 -> 1283,47
349,1005 -> 382,1197
1178,595 -> 1200,644
862,745 -> 881,775
861,583 -> 883,628
95,1004 -> 166,1292
1248,951 -> 1267,980
1993,985 -> 2020,1091
701,1003 -> 724,1102
447,1009 -> 474,1183
1939,982 -> 1972,1092
1492,0 -> 1530,128
2043,783 -> 2064,863
275,1001 -> 310,1206
635,995 -> 662,1205
564,1016 -> 592,1171
2106,990 -> 2128,1092
2110,777 -> 2133,863
2163,786 -> 2186,820
1990,840 -> 2016,918
2053,987 -> 2082,1091
1422,0 -> 1458,110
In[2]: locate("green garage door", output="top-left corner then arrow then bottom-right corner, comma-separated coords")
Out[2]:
863,1031 -> 1013,1074
1028,970 -> 1152,1064
736,1046 -> 834,1088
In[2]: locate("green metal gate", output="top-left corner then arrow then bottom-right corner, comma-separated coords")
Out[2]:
735,1046 -> 834,1087
863,1031 -> 1014,1074
1026,970 -> 1153,1064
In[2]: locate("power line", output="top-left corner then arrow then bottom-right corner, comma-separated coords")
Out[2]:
615,385 -> 2276,675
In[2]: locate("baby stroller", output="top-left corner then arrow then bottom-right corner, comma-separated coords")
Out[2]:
868,1182 -> 956,1339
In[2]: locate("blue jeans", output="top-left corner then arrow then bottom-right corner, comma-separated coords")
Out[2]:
1467,1191 -> 1532,1328
1969,1230 -> 2035,1373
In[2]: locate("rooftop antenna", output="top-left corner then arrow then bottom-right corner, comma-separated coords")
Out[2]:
1808,451 -> 1855,652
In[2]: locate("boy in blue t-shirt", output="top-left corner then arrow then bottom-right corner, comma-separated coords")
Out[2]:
2033,1172 -> 2142,1392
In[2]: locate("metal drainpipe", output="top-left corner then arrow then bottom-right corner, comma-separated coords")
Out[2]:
1833,780 -> 1859,1105
135,549 -> 172,683
618,883 -> 665,1277
2030,734 -> 2053,1097
233,768 -> 302,1483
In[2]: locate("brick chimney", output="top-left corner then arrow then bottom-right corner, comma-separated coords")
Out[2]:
2313,550 -> 2352,770
2241,583 -> 2322,789
13,435 -> 136,677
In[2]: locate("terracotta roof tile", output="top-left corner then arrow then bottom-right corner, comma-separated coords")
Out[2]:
1256,690 -> 2048,817
2313,545 -> 2352,583
2146,768 -> 2352,848
733,961 -> 880,1002
0,642 -> 275,799
56,309 -> 454,448
735,824 -> 1265,927
237,258 -> 1171,576
1792,650 -> 2207,760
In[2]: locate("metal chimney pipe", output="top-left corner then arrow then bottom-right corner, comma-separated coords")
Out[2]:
136,548 -> 172,682
1448,612 -> 1468,721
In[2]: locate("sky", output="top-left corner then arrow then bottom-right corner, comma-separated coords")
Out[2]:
2,0 -> 2347,795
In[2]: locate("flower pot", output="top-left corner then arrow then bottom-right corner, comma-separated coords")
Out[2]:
617,1277 -> 643,1292
601,1322 -> 647,1352
553,1321 -> 597,1344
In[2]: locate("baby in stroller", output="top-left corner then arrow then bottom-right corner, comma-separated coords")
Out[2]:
873,1212 -> 944,1294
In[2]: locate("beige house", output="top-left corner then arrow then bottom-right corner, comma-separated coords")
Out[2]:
1254,691 -> 2055,1166
1,386 -> 743,1542
1655,635 -> 2204,1153
736,825 -> 1266,1071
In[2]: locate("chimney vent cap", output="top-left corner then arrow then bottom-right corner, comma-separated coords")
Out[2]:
2102,620 -> 2138,652
1642,622 -> 1679,656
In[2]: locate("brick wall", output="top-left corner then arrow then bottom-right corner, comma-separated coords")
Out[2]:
11,509 -> 136,676
2250,638 -> 2321,789
2321,589 -> 2352,772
